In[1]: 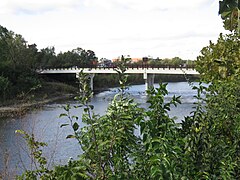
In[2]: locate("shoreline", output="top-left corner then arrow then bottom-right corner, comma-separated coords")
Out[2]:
0,88 -> 108,119
0,81 -> 195,119
0,94 -> 75,118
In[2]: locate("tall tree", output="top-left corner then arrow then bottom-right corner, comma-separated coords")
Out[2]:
196,33 -> 239,82
39,47 -> 57,68
0,25 -> 41,100
219,0 -> 240,32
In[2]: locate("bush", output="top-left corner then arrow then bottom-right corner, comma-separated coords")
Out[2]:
17,54 -> 240,179
0,76 -> 12,101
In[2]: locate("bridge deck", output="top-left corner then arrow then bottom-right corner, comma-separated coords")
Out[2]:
37,67 -> 199,75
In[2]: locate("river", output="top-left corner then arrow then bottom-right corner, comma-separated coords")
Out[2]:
0,82 -> 199,176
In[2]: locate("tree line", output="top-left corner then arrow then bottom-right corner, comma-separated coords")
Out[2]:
0,25 -> 197,103
130,56 -> 195,68
0,26 -> 97,102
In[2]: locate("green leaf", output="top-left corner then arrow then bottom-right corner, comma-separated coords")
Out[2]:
143,133 -> 148,143
66,135 -> 75,139
140,122 -> 146,134
60,123 -> 69,128
150,166 -> 161,178
74,105 -> 82,108
15,129 -> 25,135
89,105 -> 94,110
63,104 -> 71,111
149,155 -> 160,164
59,113 -> 68,118
72,115 -> 79,120
99,140 -> 110,148
73,122 -> 79,131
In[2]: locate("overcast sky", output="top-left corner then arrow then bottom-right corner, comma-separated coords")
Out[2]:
0,0 -> 227,60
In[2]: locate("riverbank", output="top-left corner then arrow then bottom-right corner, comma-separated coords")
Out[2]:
0,95 -> 75,118
0,81 -> 112,118
0,82 -> 78,118
0,75 -> 198,118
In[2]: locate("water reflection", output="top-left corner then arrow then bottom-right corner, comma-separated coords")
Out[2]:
0,82 -> 199,176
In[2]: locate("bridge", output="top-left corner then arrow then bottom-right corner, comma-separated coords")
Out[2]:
37,66 -> 199,90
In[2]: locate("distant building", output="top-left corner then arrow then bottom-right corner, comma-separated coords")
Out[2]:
131,58 -> 143,63
112,57 -> 143,63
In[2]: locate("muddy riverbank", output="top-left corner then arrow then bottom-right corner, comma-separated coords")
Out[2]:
0,95 -> 75,118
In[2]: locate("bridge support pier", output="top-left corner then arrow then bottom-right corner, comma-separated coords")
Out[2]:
143,73 -> 155,91
89,74 -> 95,91
76,73 -> 95,91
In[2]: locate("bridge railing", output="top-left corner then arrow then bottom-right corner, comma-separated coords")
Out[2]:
37,65 -> 196,71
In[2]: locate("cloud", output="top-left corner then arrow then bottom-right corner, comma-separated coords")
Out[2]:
0,0 -> 82,14
110,30 -> 216,43
0,0 -> 214,15
0,0 -> 225,60
83,0 -> 212,11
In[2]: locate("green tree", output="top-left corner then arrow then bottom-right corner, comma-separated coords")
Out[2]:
219,0 -> 240,32
57,51 -> 79,68
25,44 -> 40,69
196,33 -> 239,82
71,48 -> 97,67
0,25 -> 41,100
189,2 -> 240,178
0,25 -> 10,64
39,47 -> 57,68
0,76 -> 12,101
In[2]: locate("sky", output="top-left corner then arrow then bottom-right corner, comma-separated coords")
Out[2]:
0,0 -> 227,60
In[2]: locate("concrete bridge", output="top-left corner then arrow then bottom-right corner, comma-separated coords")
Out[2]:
37,66 -> 199,90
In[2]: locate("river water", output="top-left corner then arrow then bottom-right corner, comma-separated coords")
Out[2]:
0,82 -> 199,176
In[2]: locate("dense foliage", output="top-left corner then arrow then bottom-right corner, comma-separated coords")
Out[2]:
219,0 -> 239,32
136,56 -> 195,68
196,32 -> 239,82
15,48 -> 239,179
0,26 -> 40,101
0,25 -> 97,102
0,24 -> 194,103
